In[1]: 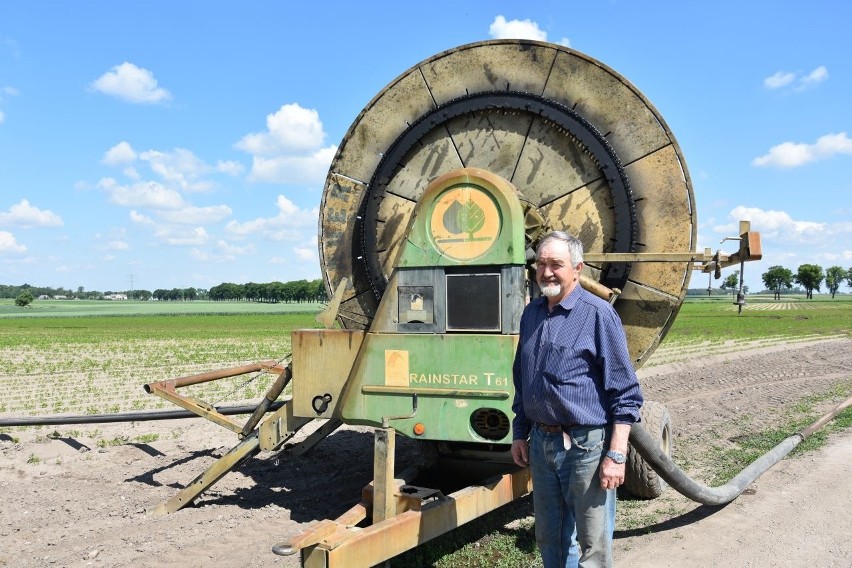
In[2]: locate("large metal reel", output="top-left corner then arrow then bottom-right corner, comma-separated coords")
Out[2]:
319,40 -> 695,368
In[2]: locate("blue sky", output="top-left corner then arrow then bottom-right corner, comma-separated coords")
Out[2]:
1,1 -> 850,294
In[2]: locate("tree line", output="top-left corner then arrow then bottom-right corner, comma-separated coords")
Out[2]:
3,279 -> 328,306
762,264 -> 852,300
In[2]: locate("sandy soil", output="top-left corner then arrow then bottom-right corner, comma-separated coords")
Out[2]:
1,337 -> 850,567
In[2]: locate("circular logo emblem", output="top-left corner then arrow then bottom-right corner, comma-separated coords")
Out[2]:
429,185 -> 501,261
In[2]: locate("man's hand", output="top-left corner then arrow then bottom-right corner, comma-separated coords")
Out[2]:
599,459 -> 625,490
511,439 -> 529,468
600,422 -> 630,490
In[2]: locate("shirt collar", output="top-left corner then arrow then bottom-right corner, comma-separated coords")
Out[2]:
537,282 -> 583,313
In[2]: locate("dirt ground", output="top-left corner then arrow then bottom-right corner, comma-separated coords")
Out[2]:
1,337 -> 850,567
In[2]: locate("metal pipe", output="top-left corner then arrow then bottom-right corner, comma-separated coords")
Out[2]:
143,361 -> 280,392
631,393 -> 852,506
0,401 -> 285,427
241,364 -> 292,436
579,275 -> 616,302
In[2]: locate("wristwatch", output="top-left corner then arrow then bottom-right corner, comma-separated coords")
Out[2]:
606,449 -> 627,464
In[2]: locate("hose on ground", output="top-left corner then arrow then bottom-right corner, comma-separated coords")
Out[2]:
630,393 -> 852,506
0,401 -> 285,427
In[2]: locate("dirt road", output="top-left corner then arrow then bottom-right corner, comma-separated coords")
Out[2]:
1,337 -> 850,567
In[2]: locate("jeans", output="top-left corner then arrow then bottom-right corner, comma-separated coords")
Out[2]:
529,424 -> 616,568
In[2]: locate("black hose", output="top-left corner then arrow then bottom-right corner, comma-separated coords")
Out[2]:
630,393 -> 852,506
0,401 -> 285,427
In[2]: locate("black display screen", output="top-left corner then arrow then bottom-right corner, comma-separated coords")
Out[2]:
446,273 -> 500,331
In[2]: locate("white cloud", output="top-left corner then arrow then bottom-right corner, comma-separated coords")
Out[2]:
752,132 -> 852,168
763,71 -> 795,89
800,65 -> 829,88
139,148 -> 213,192
90,62 -> 171,104
714,206 -> 833,245
0,86 -> 19,125
489,15 -> 548,41
0,199 -> 64,228
0,230 -> 26,253
217,239 -> 255,256
154,226 -> 209,246
190,239 -> 254,262
105,240 -> 129,251
246,145 -> 336,184
216,160 -> 245,176
129,210 -> 155,225
763,66 -> 828,91
225,195 -> 318,240
293,235 -> 317,261
236,103 -> 336,185
98,178 -> 186,209
237,103 -> 326,155
102,141 -> 137,165
157,204 -> 232,225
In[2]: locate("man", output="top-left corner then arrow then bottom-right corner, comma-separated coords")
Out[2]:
511,231 -> 644,568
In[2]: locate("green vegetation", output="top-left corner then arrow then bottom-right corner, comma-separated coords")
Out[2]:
707,380 -> 852,486
15,291 -> 34,307
134,433 -> 160,443
0,298 -> 323,318
395,502 -> 538,567
0,305 -> 322,419
1,294 -> 850,566
667,295 -> 852,343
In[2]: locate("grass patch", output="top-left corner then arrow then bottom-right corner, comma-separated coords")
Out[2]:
97,436 -> 130,448
391,500 -> 539,567
134,433 -> 159,443
666,295 -> 852,344
707,379 -> 852,486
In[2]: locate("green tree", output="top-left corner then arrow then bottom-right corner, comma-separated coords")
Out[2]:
762,265 -> 794,300
795,264 -> 824,299
720,271 -> 740,298
15,291 -> 35,307
825,266 -> 847,298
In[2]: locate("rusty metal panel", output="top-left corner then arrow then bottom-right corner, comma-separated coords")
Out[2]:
543,49 -> 672,167
615,280 -> 682,368
421,41 -> 557,105
624,145 -> 695,298
302,470 -> 532,568
330,70 -> 434,184
383,127 -> 464,202
375,193 -> 415,279
443,112 -> 530,180
319,174 -> 365,295
539,178 -> 617,255
511,117 -> 604,205
291,329 -> 365,419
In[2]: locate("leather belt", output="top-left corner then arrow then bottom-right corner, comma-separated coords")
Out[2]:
536,422 -> 573,433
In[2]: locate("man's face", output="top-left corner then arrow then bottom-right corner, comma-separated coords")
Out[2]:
535,239 -> 582,304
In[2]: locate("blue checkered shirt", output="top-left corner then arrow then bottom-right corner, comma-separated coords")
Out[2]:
512,284 -> 643,440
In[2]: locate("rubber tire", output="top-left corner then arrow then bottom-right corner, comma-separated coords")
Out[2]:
623,400 -> 672,499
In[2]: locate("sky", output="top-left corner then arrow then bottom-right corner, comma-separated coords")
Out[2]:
1,1 -> 850,294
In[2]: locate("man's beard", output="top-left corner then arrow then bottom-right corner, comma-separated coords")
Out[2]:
540,282 -> 562,297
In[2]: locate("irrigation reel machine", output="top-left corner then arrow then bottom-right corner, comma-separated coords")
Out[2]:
143,39 -> 770,567
8,40 -> 806,567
